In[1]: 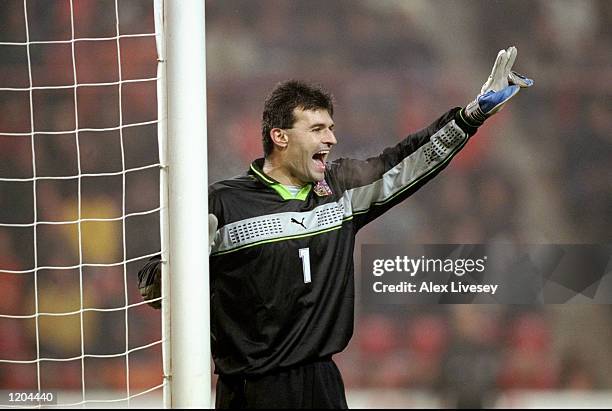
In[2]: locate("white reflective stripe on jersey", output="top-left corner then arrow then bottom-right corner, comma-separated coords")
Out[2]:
346,120 -> 467,213
211,201 -> 350,254
211,120 -> 467,255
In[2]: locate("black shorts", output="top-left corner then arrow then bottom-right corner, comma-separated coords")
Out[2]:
215,357 -> 348,409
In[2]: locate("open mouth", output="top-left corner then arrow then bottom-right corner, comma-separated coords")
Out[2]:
311,150 -> 329,172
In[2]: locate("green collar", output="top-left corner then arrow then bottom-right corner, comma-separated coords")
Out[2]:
249,159 -> 312,201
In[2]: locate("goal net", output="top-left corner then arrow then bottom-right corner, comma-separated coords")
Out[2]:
0,0 -> 170,407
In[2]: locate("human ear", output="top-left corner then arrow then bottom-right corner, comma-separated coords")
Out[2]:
270,128 -> 288,149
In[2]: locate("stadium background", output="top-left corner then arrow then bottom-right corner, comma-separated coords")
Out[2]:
1,0 -> 611,407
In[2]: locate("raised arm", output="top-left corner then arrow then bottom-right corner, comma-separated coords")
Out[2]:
328,46 -> 532,229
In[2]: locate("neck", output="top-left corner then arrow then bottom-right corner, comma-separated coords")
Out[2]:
263,156 -> 306,186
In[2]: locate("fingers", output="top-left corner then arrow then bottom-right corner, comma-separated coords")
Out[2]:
489,49 -> 507,81
509,71 -> 534,88
481,49 -> 508,94
481,46 -> 531,95
504,46 -> 517,78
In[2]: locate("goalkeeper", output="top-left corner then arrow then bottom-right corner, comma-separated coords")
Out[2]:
139,46 -> 532,408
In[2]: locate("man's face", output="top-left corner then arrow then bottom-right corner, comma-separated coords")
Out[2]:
282,108 -> 337,184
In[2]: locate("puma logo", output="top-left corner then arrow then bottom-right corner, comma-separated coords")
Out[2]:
291,217 -> 306,229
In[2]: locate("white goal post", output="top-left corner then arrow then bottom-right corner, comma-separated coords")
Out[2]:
158,0 -> 211,408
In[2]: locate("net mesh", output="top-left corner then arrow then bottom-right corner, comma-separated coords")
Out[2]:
0,0 -> 164,407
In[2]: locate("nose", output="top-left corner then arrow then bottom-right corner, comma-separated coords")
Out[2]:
322,129 -> 337,146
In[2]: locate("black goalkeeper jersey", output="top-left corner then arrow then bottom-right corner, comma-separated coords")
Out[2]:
209,107 -> 477,376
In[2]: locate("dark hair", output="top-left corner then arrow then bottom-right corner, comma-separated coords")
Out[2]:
261,80 -> 334,157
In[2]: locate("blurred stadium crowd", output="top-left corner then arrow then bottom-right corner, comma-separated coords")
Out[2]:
1,0 -> 611,407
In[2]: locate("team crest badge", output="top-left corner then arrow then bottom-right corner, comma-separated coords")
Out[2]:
314,179 -> 333,197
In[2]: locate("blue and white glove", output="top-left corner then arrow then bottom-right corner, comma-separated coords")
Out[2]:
461,46 -> 533,127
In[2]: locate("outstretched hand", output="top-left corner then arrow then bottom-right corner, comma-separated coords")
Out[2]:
462,46 -> 533,126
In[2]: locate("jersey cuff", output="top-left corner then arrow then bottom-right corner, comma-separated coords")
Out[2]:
454,107 -> 480,136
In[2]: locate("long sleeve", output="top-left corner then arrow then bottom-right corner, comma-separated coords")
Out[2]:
326,107 -> 477,229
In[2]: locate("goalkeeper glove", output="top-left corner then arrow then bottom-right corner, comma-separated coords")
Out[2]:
461,46 -> 533,127
138,255 -> 162,309
208,213 -> 218,254
137,213 -> 219,310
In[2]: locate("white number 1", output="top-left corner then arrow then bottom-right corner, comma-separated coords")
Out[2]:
299,248 -> 311,283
